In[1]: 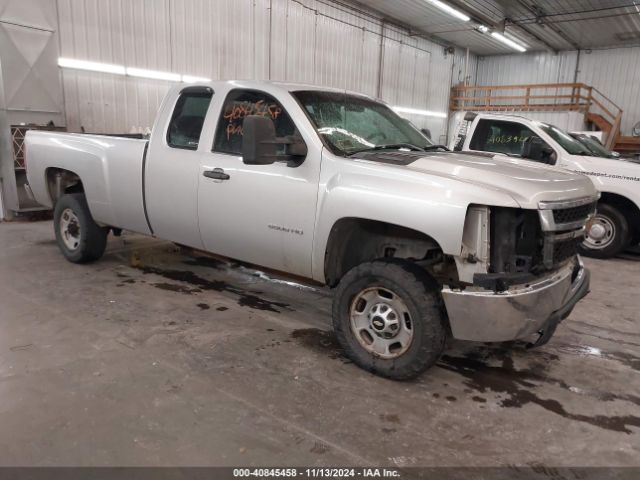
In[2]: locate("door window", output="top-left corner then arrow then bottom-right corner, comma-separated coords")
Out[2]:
213,89 -> 297,155
167,88 -> 213,150
469,119 -> 545,157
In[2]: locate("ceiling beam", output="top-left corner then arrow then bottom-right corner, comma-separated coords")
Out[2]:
504,18 -> 558,53
446,0 -> 558,53
515,0 -> 582,50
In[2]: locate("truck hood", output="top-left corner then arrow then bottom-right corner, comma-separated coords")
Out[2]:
572,155 -> 640,174
355,150 -> 597,209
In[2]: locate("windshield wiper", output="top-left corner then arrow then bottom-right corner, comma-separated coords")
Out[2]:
349,143 -> 425,156
423,144 -> 450,151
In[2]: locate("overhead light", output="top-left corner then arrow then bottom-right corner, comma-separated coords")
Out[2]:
426,0 -> 470,22
491,32 -> 527,52
58,57 -> 210,83
393,106 -> 448,119
126,67 -> 181,82
182,75 -> 212,83
58,57 -> 125,75
477,24 -> 489,33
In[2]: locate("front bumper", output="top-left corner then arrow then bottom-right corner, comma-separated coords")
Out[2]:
441,257 -> 589,342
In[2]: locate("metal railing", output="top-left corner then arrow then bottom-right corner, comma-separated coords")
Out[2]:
450,83 -> 623,149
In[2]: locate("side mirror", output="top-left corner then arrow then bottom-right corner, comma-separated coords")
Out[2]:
242,115 -> 278,165
421,128 -> 432,140
242,115 -> 307,166
522,136 -> 554,163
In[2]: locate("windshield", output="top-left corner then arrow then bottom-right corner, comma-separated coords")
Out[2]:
570,134 -> 615,158
538,123 -> 592,156
292,90 -> 433,156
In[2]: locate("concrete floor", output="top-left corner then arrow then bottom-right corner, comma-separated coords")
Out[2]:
0,220 -> 638,467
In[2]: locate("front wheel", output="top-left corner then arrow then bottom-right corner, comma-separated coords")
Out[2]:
579,203 -> 630,259
54,193 -> 108,263
332,259 -> 446,380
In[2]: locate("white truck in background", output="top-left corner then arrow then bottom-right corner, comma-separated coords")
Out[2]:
24,81 -> 597,379
449,112 -> 640,258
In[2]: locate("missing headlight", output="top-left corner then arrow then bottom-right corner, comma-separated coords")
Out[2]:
490,207 -> 542,274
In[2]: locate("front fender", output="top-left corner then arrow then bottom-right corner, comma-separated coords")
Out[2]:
311,162 -> 519,283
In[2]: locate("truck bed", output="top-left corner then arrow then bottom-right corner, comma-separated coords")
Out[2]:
25,131 -> 152,235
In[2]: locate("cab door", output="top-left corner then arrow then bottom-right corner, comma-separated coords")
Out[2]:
467,118 -> 557,164
145,86 -> 214,248
196,88 -> 320,278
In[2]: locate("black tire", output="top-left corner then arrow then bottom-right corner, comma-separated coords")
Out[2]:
579,203 -> 630,259
332,259 -> 446,380
53,193 -> 108,263
631,227 -> 640,247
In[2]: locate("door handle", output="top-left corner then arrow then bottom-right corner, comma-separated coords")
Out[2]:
203,168 -> 230,181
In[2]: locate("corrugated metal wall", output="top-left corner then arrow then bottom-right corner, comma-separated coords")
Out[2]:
577,47 -> 640,136
0,0 -> 64,125
476,51 -> 578,86
475,47 -> 640,136
56,0 -> 477,142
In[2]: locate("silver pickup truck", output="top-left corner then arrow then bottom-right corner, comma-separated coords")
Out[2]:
25,81 -> 598,379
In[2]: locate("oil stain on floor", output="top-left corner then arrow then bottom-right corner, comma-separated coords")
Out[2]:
132,264 -> 292,313
289,327 -> 639,434
438,349 -> 640,434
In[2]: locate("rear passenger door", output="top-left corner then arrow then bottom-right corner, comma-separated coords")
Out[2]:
145,86 -> 213,248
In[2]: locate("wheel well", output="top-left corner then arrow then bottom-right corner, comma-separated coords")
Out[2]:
45,168 -> 84,204
324,218 -> 443,287
600,192 -> 640,235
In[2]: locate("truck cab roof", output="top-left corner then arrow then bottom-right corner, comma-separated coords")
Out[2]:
178,79 -> 378,101
462,111 -> 536,123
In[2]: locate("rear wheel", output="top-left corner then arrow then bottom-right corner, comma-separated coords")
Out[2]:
332,259 -> 446,380
54,193 -> 108,263
580,203 -> 630,259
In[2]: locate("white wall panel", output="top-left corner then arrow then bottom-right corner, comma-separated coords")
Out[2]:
0,0 -> 64,124
283,0 -> 316,84
475,46 -> 640,136
451,47 -> 477,88
55,0 -> 462,139
476,52 -> 578,86
577,47 -> 640,136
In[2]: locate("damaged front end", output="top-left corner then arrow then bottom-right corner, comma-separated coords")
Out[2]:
441,197 -> 597,344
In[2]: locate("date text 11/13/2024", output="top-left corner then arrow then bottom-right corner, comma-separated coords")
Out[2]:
232,468 -> 401,478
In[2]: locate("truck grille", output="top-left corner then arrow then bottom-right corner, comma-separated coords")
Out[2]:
489,205 -> 591,277
551,236 -> 580,267
553,202 -> 597,226
539,197 -> 598,232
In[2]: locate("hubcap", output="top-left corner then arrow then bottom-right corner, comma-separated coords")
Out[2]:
60,208 -> 81,251
583,214 -> 615,250
349,287 -> 413,359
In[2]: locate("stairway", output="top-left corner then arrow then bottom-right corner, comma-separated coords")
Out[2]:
587,113 -> 640,154
614,136 -> 640,154
586,112 -> 612,135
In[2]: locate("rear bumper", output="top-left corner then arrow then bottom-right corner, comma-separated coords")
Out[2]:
441,257 -> 589,342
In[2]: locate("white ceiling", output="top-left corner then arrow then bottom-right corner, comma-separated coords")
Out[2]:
352,0 -> 640,55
